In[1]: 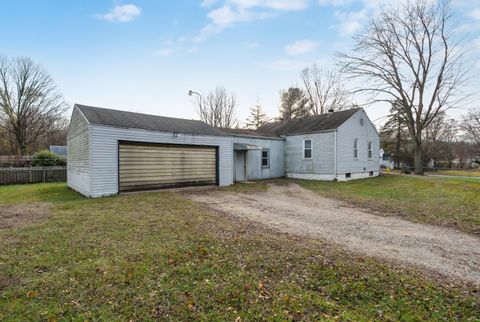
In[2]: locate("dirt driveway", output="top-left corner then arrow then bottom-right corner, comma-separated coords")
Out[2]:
185,183 -> 480,285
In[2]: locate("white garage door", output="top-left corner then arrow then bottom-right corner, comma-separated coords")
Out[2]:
119,142 -> 217,192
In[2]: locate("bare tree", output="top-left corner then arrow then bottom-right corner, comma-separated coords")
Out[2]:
278,87 -> 309,121
192,87 -> 238,128
423,113 -> 458,166
462,109 -> 480,145
0,56 -> 67,155
245,103 -> 269,129
39,117 -> 69,149
338,0 -> 468,174
300,64 -> 349,114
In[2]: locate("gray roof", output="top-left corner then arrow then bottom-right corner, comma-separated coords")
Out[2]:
257,108 -> 361,136
75,104 -> 226,136
218,127 -> 282,139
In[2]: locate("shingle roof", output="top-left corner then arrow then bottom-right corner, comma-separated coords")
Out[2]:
257,108 -> 361,136
75,104 -> 226,137
218,127 -> 282,139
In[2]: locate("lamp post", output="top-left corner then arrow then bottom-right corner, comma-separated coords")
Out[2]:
188,90 -> 202,99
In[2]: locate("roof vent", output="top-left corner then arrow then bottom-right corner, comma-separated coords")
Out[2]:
328,108 -> 334,113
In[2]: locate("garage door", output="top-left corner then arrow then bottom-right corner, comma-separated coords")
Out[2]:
119,142 -> 217,192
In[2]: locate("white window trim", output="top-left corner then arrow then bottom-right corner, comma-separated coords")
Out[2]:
353,139 -> 358,160
368,141 -> 373,160
261,149 -> 270,168
303,139 -> 313,159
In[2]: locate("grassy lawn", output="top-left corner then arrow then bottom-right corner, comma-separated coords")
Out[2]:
427,169 -> 480,177
1,183 -> 479,321
298,175 -> 480,234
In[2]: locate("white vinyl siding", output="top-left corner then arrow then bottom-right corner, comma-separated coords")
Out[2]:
285,132 -> 334,176
67,107 -> 90,196
89,125 -> 233,198
336,109 -> 380,176
231,136 -> 284,180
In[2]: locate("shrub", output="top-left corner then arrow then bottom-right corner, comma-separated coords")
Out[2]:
401,166 -> 412,174
32,150 -> 60,167
56,158 -> 67,166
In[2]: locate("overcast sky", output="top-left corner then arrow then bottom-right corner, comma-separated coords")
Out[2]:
1,0 -> 479,127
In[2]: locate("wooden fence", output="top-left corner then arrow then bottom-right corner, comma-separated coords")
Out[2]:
0,167 -> 67,185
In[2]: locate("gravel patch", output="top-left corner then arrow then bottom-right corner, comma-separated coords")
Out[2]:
185,183 -> 480,285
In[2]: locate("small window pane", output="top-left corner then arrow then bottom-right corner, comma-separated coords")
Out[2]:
304,149 -> 312,158
354,139 -> 358,159
261,149 -> 269,168
304,140 -> 312,159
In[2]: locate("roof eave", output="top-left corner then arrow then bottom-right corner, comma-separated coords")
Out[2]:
228,133 -> 285,140
88,122 -> 225,137
280,128 -> 336,136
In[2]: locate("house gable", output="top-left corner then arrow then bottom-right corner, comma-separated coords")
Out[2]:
336,109 -> 380,176
67,106 -> 91,197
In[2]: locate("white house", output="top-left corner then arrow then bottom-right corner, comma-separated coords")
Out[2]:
67,104 -> 379,197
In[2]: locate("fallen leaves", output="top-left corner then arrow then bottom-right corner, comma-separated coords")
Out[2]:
26,290 -> 37,298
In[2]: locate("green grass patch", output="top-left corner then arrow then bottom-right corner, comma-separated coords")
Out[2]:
427,169 -> 480,177
0,183 -> 84,206
0,183 -> 479,320
298,175 -> 480,234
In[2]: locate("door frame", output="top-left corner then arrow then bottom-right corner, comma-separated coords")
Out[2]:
234,150 -> 247,182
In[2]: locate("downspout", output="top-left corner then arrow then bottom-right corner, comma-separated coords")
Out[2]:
333,130 -> 337,181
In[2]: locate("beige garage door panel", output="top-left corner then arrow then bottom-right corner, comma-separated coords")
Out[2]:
119,143 -> 217,192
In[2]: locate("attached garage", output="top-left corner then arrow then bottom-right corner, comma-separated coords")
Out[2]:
118,142 -> 218,192
67,104 -> 233,197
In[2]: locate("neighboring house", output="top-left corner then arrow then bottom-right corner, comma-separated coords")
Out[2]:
379,149 -> 394,169
67,104 -> 379,197
49,145 -> 68,157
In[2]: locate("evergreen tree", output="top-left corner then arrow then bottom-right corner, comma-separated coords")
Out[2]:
245,104 -> 269,129
278,87 -> 309,122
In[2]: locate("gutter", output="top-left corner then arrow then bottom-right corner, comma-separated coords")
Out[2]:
228,133 -> 285,141
281,129 -> 335,136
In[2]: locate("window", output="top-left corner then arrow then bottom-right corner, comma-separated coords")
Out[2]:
346,173 -> 351,178
261,149 -> 269,168
353,139 -> 358,159
303,139 -> 312,159
368,141 -> 373,159
360,118 -> 364,126
369,171 -> 374,176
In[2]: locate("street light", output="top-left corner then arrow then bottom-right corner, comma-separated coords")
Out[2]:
188,90 -> 201,98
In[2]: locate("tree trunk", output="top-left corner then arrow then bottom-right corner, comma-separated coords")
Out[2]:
413,143 -> 424,175
16,134 -> 27,156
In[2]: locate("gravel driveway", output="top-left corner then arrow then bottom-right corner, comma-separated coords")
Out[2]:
185,183 -> 480,285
